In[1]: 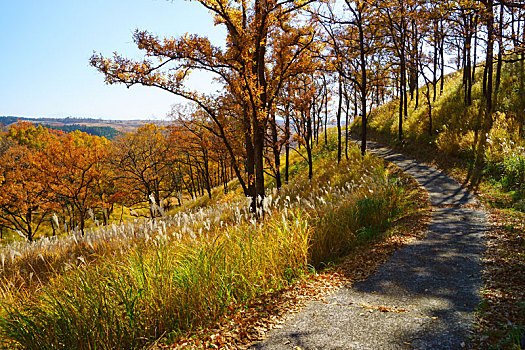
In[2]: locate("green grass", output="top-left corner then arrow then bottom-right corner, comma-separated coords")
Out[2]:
0,131 -> 416,349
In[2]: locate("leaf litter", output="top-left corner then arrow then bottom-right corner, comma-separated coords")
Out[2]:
471,207 -> 525,349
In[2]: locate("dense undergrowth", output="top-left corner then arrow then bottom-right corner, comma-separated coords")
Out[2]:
353,60 -> 525,349
0,132 -> 415,349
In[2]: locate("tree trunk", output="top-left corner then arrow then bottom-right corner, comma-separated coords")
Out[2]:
244,106 -> 256,208
494,4 -> 504,103
472,15 -> 478,83
427,82 -> 433,136
324,88 -> 328,145
440,18 -> 445,95
465,15 -> 473,106
187,153 -> 196,199
270,111 -> 282,190
26,208 -> 33,242
518,26 -> 525,137
485,1 -> 495,120
79,208 -> 86,236
336,76 -> 343,163
345,87 -> 350,160
304,110 -> 313,179
253,119 -> 265,211
433,19 -> 438,102
285,103 -> 290,184
203,149 -> 212,199
359,15 -> 368,155
398,63 -> 405,142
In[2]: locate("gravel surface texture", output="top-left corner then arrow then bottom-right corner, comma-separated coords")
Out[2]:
254,141 -> 487,350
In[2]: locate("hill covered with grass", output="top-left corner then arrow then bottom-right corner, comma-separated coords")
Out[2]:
354,59 -> 525,212
352,60 -> 525,349
0,131 -> 425,349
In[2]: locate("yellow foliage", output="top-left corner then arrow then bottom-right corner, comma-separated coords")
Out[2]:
435,125 -> 473,157
486,111 -> 525,163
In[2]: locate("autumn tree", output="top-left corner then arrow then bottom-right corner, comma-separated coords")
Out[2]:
289,73 -> 317,179
91,0 -> 317,212
376,0 -> 422,141
0,123 -> 57,241
108,124 -> 180,217
319,0 -> 382,155
39,131 -> 108,235
169,102 -> 243,198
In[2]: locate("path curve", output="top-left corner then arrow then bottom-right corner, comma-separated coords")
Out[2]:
254,141 -> 486,349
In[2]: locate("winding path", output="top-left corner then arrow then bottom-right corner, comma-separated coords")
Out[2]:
255,141 -> 487,349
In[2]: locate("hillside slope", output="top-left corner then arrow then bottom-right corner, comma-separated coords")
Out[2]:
0,131 -> 426,349
355,59 -> 524,211
353,62 -> 525,349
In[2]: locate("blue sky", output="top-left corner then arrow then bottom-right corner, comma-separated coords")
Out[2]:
0,0 -> 225,120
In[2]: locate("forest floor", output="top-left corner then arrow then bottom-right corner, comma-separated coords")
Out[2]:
253,141 -> 488,349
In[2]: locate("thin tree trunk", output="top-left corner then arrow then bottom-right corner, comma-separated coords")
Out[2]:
427,82 -> 433,136
433,19 -> 438,102
472,15 -> 478,83
270,111 -> 282,190
253,120 -> 265,210
285,104 -> 290,184
324,88 -> 328,145
345,87 -> 350,160
494,4 -> 504,103
79,208 -> 85,236
465,15 -> 473,106
203,149 -> 212,199
440,18 -> 445,94
399,69 -> 404,141
244,106 -> 256,207
26,209 -> 33,242
336,76 -> 343,163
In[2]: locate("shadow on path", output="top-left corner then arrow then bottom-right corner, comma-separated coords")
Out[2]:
254,141 -> 486,350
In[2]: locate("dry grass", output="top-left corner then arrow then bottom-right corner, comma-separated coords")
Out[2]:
0,133 -> 416,349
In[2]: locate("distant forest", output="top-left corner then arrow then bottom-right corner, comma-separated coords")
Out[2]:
0,116 -> 120,139
41,124 -> 120,139
0,116 -> 25,125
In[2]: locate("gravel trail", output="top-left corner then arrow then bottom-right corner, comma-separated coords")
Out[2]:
254,141 -> 486,349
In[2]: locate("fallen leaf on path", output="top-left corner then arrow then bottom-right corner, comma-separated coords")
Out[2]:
378,306 -> 392,312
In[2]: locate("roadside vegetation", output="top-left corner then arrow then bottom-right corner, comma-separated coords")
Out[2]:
355,62 -> 524,212
2,0 -> 523,347
0,131 -> 421,349
352,58 -> 525,349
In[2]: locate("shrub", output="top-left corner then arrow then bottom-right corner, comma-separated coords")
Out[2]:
501,154 -> 525,195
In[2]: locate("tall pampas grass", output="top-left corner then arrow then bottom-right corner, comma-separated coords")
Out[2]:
0,139 -> 412,349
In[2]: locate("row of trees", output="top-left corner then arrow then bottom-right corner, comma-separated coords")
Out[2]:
90,0 -> 525,211
0,122 -> 236,241
321,0 -> 525,150
4,0 -> 523,239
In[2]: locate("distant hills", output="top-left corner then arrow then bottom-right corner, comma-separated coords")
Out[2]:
0,116 -> 170,139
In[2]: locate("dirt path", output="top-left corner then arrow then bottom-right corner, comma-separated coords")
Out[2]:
254,141 -> 487,349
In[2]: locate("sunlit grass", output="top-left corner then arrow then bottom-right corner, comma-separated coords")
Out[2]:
0,131 -> 413,349
356,60 -> 525,211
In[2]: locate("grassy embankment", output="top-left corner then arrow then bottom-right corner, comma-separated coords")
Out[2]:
352,60 -> 525,348
0,129 -> 423,349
